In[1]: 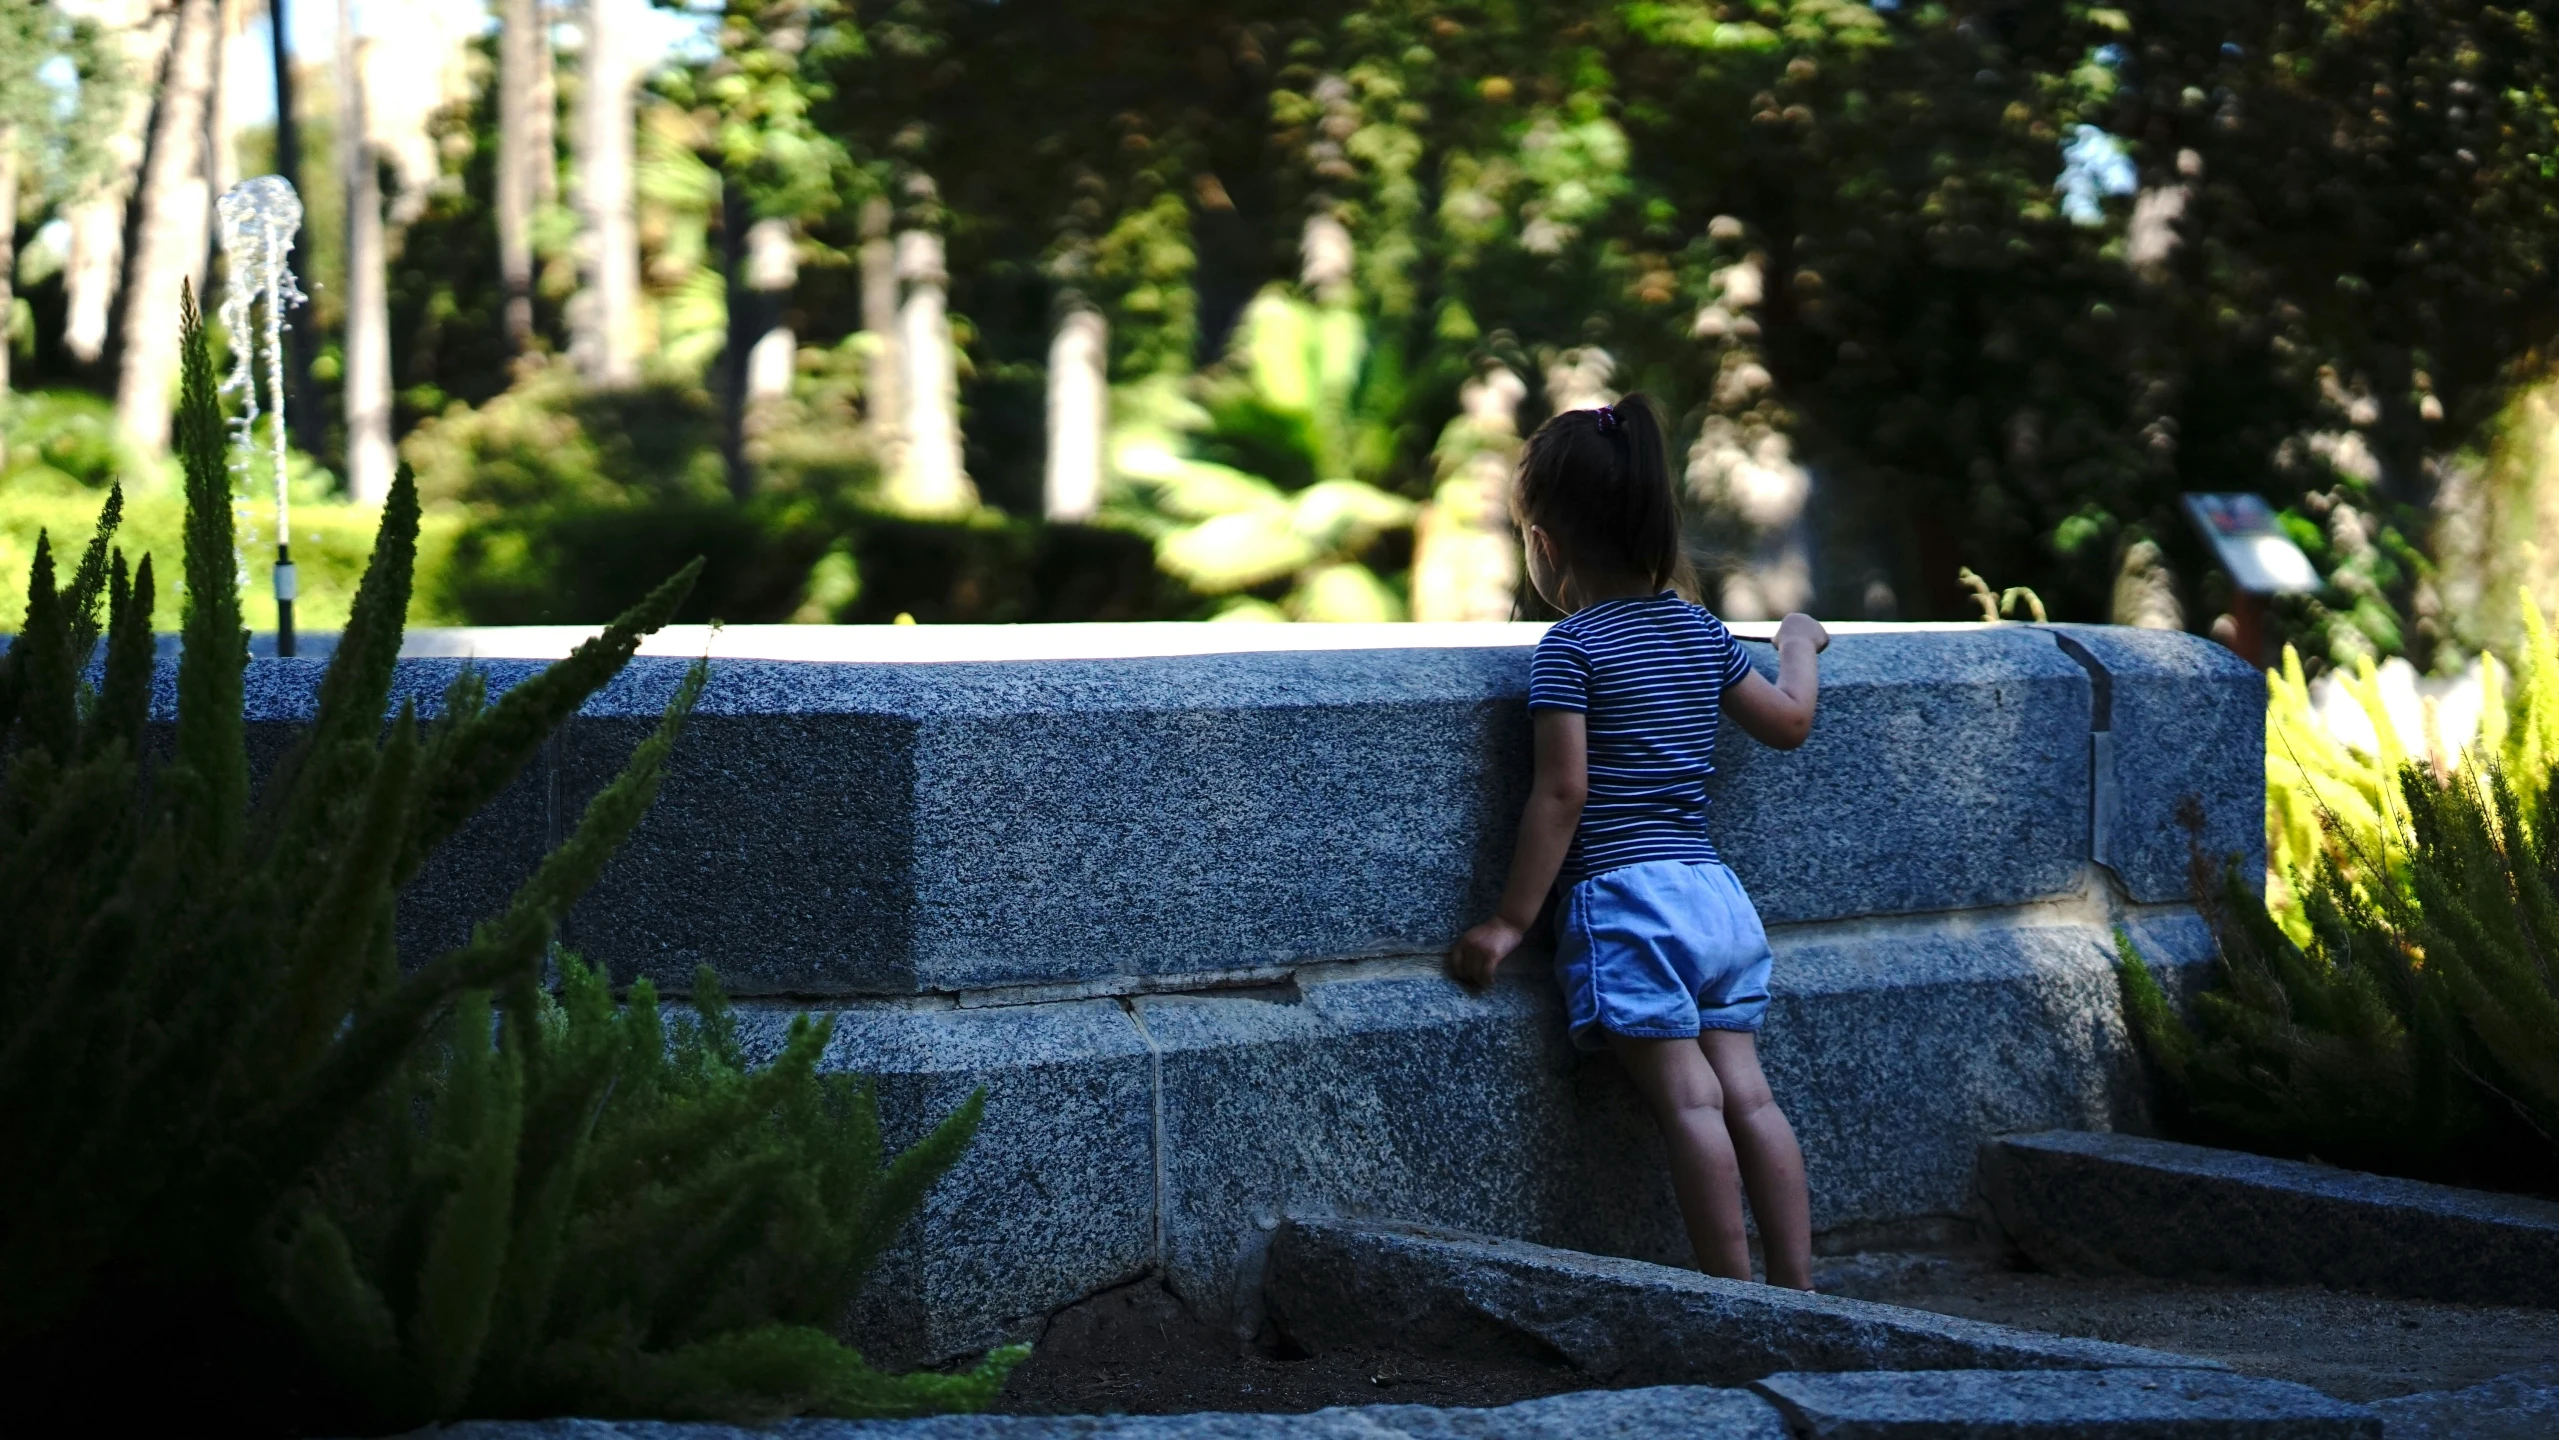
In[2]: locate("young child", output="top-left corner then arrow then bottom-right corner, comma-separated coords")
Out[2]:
1448,394 -> 1825,1290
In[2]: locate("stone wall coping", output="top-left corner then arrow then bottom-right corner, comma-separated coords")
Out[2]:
128,620 -> 2267,995
52,616 -> 2117,666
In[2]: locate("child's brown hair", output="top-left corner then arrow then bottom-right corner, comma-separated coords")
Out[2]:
1513,392 -> 1681,592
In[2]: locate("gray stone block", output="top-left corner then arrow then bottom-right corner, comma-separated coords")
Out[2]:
1134,966 -> 1686,1329
1762,910 -> 2214,1233
559,702 -> 924,995
557,648 -> 1535,995
1342,1387 -> 1789,1440
1266,1218 -> 2220,1386
1133,912 -> 2221,1337
427,1386 -> 1789,1440
2368,1363 -> 2559,1440
742,999 -> 1159,1367
1715,626 -> 2091,925
176,656 -> 562,967
2046,625 -> 2266,904
153,623 -> 2245,1001
414,625 -> 2111,995
1978,1131 -> 2559,1308
1750,1367 -> 2378,1438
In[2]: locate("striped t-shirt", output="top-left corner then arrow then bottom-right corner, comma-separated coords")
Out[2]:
1526,592 -> 1757,885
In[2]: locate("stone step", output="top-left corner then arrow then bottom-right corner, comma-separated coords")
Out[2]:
418,1371 -> 2383,1440
425,1387 -> 1793,1440
1979,1131 -> 2559,1308
2368,1363 -> 2559,1440
1751,1368 -> 2377,1438
1265,1217 -> 2222,1387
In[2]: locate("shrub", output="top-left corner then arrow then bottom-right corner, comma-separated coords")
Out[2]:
289,954 -> 1009,1428
405,358 -> 1202,625
2124,773 -> 2559,1197
0,291 -> 1014,1427
823,512 -> 1199,623
2262,594 -> 2559,937
402,363 -> 829,624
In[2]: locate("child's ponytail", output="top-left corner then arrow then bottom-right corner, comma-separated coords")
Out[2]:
1515,391 -> 1682,594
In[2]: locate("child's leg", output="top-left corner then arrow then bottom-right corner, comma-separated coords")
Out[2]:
1607,1034 -> 1753,1281
1696,1029 -> 1812,1290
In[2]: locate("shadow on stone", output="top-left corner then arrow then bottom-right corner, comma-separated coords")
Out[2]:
1265,1217 -> 2223,1388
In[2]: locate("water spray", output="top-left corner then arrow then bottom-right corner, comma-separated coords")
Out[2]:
216,175 -> 310,657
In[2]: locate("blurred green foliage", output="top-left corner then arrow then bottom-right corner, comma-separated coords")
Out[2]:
0,391 -> 466,631
13,0 -> 2559,650
1109,292 -> 1418,620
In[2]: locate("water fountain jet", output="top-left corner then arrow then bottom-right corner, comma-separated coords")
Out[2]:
216,175 -> 310,656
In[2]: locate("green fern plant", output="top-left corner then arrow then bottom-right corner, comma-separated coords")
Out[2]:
285,954 -> 1011,1428
0,288 -> 1014,1426
2123,763 -> 2559,1194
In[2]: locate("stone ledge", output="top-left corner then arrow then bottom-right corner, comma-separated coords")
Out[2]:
1264,1219 -> 2221,1387
1750,1368 -> 2377,1439
816,908 -> 2216,1363
422,1386 -> 1792,1440
2043,625 -> 2267,904
1979,1132 -> 2559,1309
136,623 -> 2254,997
2366,1363 -> 2559,1440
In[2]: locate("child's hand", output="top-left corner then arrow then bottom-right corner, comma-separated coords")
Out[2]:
1777,612 -> 1830,655
1448,918 -> 1524,993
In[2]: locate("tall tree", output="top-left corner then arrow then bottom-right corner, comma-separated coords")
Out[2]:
571,0 -> 641,385
859,191 -> 900,462
114,0 -> 220,452
264,0 -> 319,440
1043,305 -> 1107,521
497,0 -> 552,351
890,193 -> 972,514
336,0 -> 391,500
0,1 -> 118,393
58,0 -> 164,369
658,0 -> 854,494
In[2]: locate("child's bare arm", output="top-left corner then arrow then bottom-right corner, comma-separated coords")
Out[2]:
1449,709 -> 1587,990
1721,612 -> 1827,751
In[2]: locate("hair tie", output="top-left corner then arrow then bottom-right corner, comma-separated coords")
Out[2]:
1594,404 -> 1621,435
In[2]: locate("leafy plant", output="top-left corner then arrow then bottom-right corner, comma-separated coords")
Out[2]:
2124,772 -> 2559,1196
1107,291 -> 1418,621
2262,592 -> 2559,937
286,954 -> 1012,1427
0,291 -> 1012,1426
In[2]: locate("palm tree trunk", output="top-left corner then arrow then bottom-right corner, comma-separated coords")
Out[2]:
61,0 -> 171,369
720,202 -> 795,499
890,224 -> 972,515
858,193 -> 902,464
263,0 -> 319,437
0,128 -> 20,396
531,1 -> 557,208
114,0 -> 220,453
1043,306 -> 1105,521
571,0 -> 639,386
497,0 -> 549,351
337,0 -> 392,501
210,0 -> 255,196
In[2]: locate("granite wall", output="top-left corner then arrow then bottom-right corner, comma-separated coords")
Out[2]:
188,621 -> 2263,1364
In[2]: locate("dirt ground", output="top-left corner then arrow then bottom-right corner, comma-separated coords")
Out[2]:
993,1278 -> 1583,1416
991,1253 -> 2559,1416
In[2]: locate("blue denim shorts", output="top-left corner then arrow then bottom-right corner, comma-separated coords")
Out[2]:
1556,859 -> 1774,1051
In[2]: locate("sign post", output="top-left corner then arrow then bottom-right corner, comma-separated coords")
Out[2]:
2180,493 -> 2321,665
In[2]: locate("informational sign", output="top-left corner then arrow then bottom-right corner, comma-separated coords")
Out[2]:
2180,493 -> 2322,595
